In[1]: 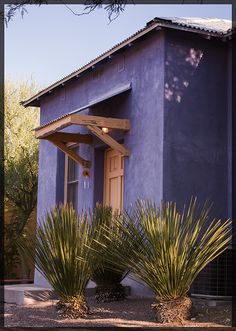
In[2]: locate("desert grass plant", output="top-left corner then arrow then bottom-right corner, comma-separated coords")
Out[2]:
17,204 -> 102,319
91,204 -> 129,302
101,198 -> 231,323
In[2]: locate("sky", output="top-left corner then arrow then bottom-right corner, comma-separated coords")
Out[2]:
4,4 -> 232,89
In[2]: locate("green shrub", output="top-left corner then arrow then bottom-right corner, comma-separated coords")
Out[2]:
91,204 -> 129,302
18,204 -> 102,318
102,198 -> 231,322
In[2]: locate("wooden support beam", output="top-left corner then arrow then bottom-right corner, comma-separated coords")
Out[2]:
35,114 -> 130,140
35,115 -> 72,139
71,114 -> 130,131
47,137 -> 91,168
44,132 -> 93,144
87,125 -> 130,157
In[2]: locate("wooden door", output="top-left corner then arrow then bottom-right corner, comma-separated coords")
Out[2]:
104,148 -> 124,212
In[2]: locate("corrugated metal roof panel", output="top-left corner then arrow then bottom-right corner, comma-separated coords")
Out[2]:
148,17 -> 232,34
34,82 -> 132,131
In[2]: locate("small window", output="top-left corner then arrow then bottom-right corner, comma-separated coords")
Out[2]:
64,145 -> 79,211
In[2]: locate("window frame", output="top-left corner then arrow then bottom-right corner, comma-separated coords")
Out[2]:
64,143 -> 80,208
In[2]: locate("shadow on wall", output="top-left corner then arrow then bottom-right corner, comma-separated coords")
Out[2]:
164,44 -> 203,104
162,36 -> 228,219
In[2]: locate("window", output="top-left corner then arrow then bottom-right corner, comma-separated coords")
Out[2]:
64,145 -> 79,211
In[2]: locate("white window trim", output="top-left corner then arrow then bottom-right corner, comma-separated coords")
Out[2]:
64,143 -> 80,206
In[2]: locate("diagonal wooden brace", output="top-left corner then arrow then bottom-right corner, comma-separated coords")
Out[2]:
87,125 -> 130,156
47,137 -> 91,168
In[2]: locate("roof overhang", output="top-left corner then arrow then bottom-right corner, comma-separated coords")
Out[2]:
35,113 -> 130,139
66,82 -> 132,116
21,20 -> 158,108
36,113 -> 131,167
34,83 -> 132,166
34,82 -> 132,135
21,18 -> 233,108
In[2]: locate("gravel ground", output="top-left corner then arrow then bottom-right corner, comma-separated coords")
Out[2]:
4,296 -> 232,328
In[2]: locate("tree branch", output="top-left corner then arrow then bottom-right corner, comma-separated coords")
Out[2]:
3,1 -> 47,25
3,0 -> 132,25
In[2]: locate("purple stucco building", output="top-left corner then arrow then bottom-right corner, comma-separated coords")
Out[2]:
23,17 -> 233,297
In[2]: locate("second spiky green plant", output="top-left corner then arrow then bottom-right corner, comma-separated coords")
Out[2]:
91,204 -> 129,302
101,198 -> 231,323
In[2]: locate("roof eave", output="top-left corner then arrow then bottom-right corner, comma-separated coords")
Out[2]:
21,22 -> 159,108
22,20 -> 232,108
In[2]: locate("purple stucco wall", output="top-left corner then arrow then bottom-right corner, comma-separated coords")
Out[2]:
35,31 -> 165,290
162,31 -> 229,219
35,29 -> 230,294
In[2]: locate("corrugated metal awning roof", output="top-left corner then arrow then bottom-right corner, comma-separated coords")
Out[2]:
22,17 -> 233,108
34,82 -> 132,131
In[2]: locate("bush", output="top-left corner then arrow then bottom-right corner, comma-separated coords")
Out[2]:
102,198 -> 231,322
18,204 -> 102,318
91,204 -> 129,302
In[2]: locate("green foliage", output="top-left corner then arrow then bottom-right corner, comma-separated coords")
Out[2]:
5,79 -> 39,213
5,153 -> 38,219
5,79 -> 39,164
4,204 -> 23,278
92,203 -> 113,228
102,198 -> 232,300
4,79 -> 40,278
18,204 -> 102,301
91,204 -> 128,288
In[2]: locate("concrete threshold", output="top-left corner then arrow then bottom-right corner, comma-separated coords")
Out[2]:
4,284 -> 97,305
4,284 -> 57,305
4,284 -> 131,305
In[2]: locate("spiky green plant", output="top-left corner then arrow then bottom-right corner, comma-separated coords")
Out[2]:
17,204 -> 102,318
91,204 -> 129,302
101,198 -> 231,322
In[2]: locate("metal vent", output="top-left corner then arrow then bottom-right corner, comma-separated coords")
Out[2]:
191,249 -> 232,297
117,56 -> 125,72
92,69 -> 102,80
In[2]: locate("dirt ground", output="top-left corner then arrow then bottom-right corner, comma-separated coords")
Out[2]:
4,296 -> 232,328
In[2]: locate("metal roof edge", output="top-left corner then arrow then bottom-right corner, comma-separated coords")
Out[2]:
21,22 -> 158,108
22,18 -> 232,108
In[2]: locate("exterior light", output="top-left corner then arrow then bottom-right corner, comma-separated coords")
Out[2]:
102,127 -> 109,134
82,168 -> 90,190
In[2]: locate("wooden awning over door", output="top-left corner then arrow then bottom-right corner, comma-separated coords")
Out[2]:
35,113 -> 131,168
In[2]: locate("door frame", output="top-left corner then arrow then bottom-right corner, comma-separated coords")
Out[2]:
103,147 -> 124,210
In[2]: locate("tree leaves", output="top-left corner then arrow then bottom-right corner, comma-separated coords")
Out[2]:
5,79 -> 39,219
4,79 -> 40,278
3,1 -> 129,25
